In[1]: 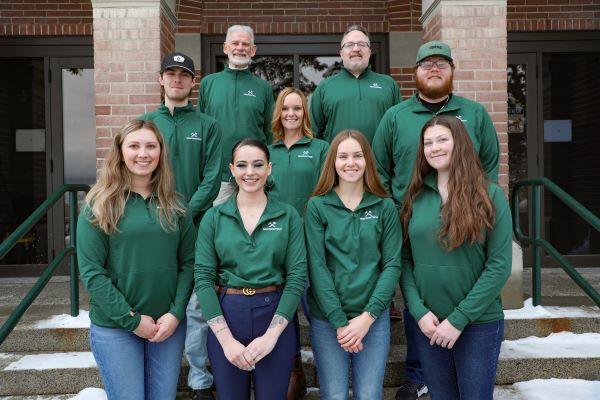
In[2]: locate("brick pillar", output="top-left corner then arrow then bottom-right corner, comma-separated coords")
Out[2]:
91,0 -> 176,167
421,0 -> 509,191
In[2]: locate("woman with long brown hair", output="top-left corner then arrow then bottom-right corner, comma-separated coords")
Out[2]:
77,119 -> 195,399
305,130 -> 402,399
400,115 -> 512,400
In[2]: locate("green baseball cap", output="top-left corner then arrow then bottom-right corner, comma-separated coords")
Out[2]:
415,41 -> 453,64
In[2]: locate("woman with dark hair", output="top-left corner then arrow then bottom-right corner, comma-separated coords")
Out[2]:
77,119 -> 195,400
305,130 -> 402,399
401,115 -> 512,400
194,138 -> 307,400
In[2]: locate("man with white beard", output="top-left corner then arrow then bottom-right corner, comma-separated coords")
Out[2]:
185,24 -> 274,400
198,24 -> 274,204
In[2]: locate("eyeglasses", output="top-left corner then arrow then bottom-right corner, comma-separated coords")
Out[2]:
418,60 -> 452,70
341,41 -> 370,50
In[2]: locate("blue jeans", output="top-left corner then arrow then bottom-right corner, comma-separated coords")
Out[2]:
185,292 -> 213,390
90,320 -> 186,400
404,306 -> 425,385
208,289 -> 296,400
310,310 -> 391,400
414,319 -> 504,400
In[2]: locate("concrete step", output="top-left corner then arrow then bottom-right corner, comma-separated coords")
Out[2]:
3,335 -> 600,396
3,305 -> 600,352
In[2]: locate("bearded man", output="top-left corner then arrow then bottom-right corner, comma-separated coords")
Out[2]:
198,24 -> 274,204
372,40 -> 500,400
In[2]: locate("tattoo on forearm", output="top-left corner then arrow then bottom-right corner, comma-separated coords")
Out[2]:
268,315 -> 286,329
208,316 -> 229,335
207,316 -> 226,327
213,326 -> 230,335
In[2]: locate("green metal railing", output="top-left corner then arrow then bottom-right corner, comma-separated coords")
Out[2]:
0,184 -> 90,345
512,177 -> 600,307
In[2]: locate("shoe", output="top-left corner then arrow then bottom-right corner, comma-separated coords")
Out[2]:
190,388 -> 215,400
286,356 -> 307,399
395,383 -> 428,400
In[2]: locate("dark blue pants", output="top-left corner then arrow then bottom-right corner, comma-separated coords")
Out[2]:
414,319 -> 504,400
207,290 -> 296,400
404,306 -> 426,385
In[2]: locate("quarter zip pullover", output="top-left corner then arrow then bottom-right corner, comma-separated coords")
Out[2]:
310,67 -> 401,144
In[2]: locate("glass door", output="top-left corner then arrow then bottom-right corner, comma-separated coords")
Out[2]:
49,57 -> 96,274
0,55 -> 94,276
541,52 -> 600,266
507,53 -> 539,266
0,58 -> 49,268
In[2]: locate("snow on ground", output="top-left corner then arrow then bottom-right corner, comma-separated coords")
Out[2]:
511,378 -> 600,400
501,332 -> 600,358
4,352 -> 96,370
34,310 -> 90,329
504,298 -> 600,319
69,388 -> 106,400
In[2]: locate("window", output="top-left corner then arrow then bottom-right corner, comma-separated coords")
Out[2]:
202,34 -> 389,99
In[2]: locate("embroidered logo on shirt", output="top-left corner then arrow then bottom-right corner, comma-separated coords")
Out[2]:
186,132 -> 202,141
298,151 -> 313,159
243,90 -> 257,98
456,115 -> 468,123
359,210 -> 379,220
369,83 -> 383,89
263,221 -> 283,231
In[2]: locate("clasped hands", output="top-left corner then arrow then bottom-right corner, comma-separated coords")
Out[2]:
418,311 -> 461,349
133,312 -> 179,343
222,332 -> 279,371
336,312 -> 375,354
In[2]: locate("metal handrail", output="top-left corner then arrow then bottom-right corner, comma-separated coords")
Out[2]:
512,177 -> 600,307
0,184 -> 90,345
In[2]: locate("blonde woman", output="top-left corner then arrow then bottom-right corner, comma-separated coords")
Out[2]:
77,119 -> 195,400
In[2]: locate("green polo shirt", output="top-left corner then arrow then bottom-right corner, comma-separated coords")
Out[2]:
310,67 -> 401,143
198,67 -> 274,181
141,102 -> 222,224
268,136 -> 329,215
77,193 -> 195,331
401,173 -> 512,331
372,93 -> 500,205
305,191 -> 402,328
194,193 -> 307,322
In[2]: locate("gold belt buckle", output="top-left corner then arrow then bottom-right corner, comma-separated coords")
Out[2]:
242,287 -> 256,296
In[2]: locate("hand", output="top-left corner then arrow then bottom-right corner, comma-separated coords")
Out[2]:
221,337 -> 255,371
417,311 -> 440,339
430,319 -> 462,349
149,313 -> 179,343
337,312 -> 373,352
133,315 -> 159,339
245,332 -> 278,364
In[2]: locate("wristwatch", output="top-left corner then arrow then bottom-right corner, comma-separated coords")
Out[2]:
367,311 -> 377,321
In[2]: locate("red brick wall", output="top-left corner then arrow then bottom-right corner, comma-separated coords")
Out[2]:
388,0 -> 421,32
160,13 -> 176,59
177,0 -> 389,34
507,0 -> 600,31
176,0 -> 203,34
0,0 -> 92,36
